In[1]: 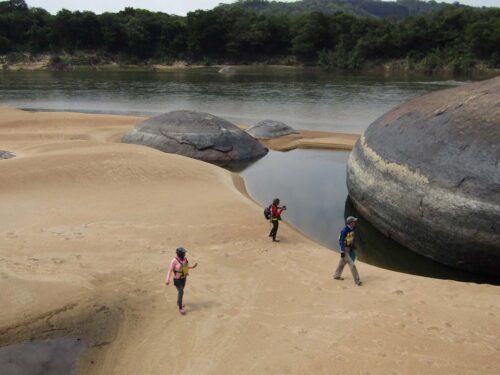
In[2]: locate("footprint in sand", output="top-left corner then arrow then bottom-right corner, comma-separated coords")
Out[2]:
393,290 -> 404,295
52,258 -> 64,265
94,305 -> 109,314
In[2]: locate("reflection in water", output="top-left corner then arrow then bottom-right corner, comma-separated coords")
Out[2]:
0,68 -> 464,134
237,149 -> 498,284
239,149 -> 350,247
0,337 -> 85,375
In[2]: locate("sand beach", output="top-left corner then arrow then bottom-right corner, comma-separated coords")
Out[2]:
0,107 -> 498,374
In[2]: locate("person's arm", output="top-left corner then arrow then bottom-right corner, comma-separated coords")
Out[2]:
188,262 -> 198,269
339,228 -> 347,257
165,259 -> 176,285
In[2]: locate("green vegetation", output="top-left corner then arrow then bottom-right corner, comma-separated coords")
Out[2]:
219,0 -> 451,19
0,0 -> 499,74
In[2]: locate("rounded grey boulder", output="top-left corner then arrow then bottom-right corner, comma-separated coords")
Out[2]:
246,120 -> 299,139
0,150 -> 15,160
347,77 -> 500,276
122,110 -> 268,163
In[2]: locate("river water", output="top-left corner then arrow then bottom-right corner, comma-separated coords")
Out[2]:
2,68 -> 491,283
0,68 -> 466,132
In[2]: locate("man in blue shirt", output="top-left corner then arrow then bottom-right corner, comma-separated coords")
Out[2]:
334,216 -> 362,286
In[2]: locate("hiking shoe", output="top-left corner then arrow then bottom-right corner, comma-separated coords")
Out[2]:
356,281 -> 363,286
333,276 -> 344,280
179,307 -> 186,315
272,239 -> 280,242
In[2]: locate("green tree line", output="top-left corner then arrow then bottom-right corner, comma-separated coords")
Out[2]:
0,0 -> 499,72
220,0 -> 450,19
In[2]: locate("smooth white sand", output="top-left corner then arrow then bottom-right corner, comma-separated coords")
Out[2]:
0,107 -> 498,374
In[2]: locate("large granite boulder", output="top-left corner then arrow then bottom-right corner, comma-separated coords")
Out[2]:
0,150 -> 15,159
246,120 -> 299,139
347,77 -> 500,276
122,110 -> 268,163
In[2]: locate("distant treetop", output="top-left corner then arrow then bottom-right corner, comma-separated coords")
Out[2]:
217,0 -> 468,19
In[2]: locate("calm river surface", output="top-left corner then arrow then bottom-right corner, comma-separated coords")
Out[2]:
0,68 -> 465,132
2,68 -> 491,282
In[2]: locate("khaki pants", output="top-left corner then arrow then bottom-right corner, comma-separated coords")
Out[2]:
334,248 -> 361,284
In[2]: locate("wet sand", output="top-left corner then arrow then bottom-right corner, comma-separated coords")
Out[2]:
0,107 -> 499,374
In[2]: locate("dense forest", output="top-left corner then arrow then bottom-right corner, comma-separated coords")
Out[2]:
0,0 -> 499,73
219,0 -> 452,19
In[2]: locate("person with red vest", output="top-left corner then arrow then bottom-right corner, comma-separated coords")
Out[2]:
165,247 -> 198,315
269,198 -> 286,242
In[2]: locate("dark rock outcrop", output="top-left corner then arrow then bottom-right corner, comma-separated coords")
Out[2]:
0,150 -> 15,160
347,77 -> 500,276
122,110 -> 268,163
246,120 -> 299,139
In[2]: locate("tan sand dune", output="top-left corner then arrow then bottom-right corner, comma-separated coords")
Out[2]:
237,124 -> 359,151
0,107 -> 498,374
260,131 -> 359,151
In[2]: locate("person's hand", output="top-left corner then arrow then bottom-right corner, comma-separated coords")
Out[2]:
341,252 -> 345,258
165,281 -> 170,286
283,205 -> 287,210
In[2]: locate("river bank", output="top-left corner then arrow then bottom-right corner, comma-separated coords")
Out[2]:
2,53 -> 499,79
0,107 -> 499,374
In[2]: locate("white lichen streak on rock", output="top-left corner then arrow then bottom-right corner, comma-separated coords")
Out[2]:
352,135 -> 500,220
358,134 -> 428,185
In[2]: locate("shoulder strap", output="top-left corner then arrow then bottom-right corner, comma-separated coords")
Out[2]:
174,257 -> 187,273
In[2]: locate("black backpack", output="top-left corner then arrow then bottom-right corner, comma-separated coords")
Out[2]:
264,205 -> 272,220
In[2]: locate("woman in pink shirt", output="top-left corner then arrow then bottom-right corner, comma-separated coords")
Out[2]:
165,247 -> 198,315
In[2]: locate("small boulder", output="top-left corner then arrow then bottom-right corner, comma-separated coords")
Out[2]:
246,120 -> 299,139
122,110 -> 268,163
218,66 -> 236,74
0,150 -> 15,160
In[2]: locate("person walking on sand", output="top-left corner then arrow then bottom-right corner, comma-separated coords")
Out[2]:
269,198 -> 286,242
334,216 -> 362,286
165,247 -> 197,315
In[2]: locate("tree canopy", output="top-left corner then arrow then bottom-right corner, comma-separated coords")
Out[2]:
0,0 -> 499,72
